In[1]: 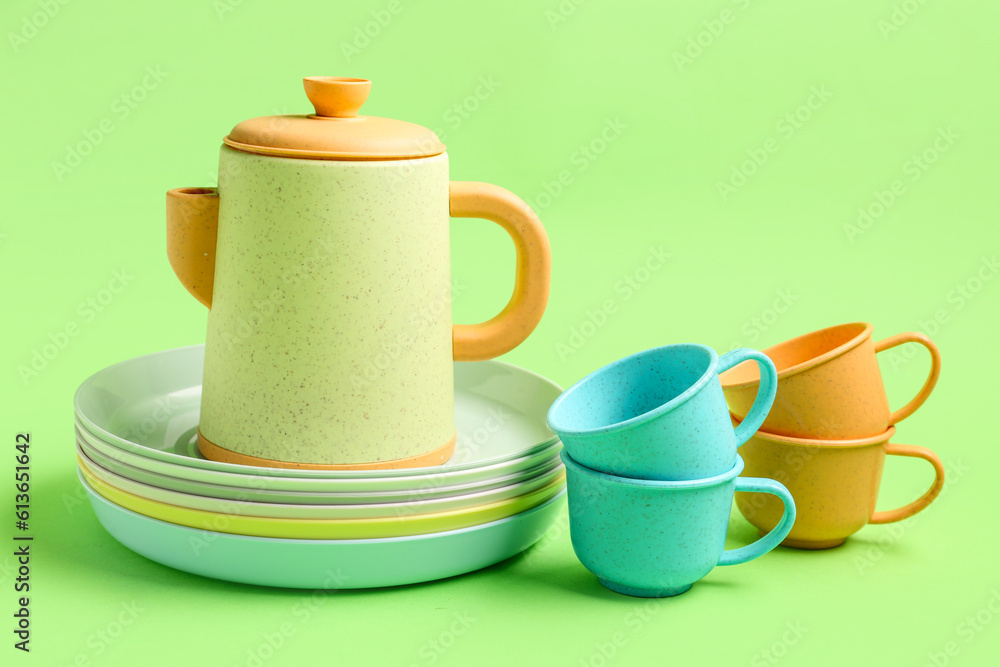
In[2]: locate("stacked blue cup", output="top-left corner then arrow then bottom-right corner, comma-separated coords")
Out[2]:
547,344 -> 796,598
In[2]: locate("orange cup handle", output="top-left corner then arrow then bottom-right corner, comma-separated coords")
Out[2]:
449,182 -> 551,361
869,442 -> 945,524
874,332 -> 942,426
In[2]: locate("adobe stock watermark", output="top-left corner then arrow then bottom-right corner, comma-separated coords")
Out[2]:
920,588 -> 1000,667
544,0 -> 590,30
183,486 -> 346,561
55,600 -> 144,667
853,458 -> 968,575
221,233 -> 338,350
118,395 -> 179,443
350,278 -> 466,389
672,0 -> 763,73
880,254 -> 997,373
231,568 -> 350,667
716,85 -> 833,202
449,407 -> 512,465
877,0 -> 931,40
738,444 -> 824,516
527,117 -> 628,213
51,66 -> 169,182
188,503 -> 253,556
62,477 -> 94,515
554,246 -> 669,362
516,503 -> 573,568
577,599 -> 665,667
232,622 -> 296,667
393,407 -> 515,514
7,0 -> 72,53
405,611 -> 476,667
17,269 -> 134,386
338,0 -> 416,62
384,75 -> 502,189
209,109 -> 291,186
246,108 -> 293,145
213,0 -> 256,21
749,621 -> 809,667
440,75 -> 501,133
578,628 -> 628,666
844,127 -> 958,243
727,288 -> 800,351
0,555 -> 19,589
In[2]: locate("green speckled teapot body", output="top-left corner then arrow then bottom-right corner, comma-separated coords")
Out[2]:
199,148 -> 455,466
166,77 -> 551,469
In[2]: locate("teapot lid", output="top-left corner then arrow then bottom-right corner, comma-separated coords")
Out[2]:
223,77 -> 445,160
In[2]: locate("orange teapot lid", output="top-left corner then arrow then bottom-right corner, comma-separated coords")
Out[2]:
224,77 -> 445,161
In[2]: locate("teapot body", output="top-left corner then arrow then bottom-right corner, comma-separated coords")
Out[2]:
199,147 -> 456,467
167,76 -> 552,470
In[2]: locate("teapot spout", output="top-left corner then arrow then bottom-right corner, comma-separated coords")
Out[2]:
166,187 -> 219,309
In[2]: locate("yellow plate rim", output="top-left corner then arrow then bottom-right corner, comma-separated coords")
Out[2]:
78,461 -> 566,540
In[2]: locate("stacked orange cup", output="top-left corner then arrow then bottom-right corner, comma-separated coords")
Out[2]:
719,322 -> 945,549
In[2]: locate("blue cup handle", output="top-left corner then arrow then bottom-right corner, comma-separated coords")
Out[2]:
717,348 -> 777,447
718,477 -> 796,566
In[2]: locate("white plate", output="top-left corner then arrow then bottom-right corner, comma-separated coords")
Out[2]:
78,429 -> 561,504
75,345 -> 562,483
76,422 -> 562,495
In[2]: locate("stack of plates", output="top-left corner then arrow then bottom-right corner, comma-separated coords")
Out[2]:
74,345 -> 566,589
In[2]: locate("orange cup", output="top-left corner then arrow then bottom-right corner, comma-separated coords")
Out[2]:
735,425 -> 945,549
720,322 -> 941,439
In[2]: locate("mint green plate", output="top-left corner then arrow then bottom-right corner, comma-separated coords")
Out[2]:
80,472 -> 566,589
74,345 -> 562,485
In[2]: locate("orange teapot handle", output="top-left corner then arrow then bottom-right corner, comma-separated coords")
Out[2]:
449,182 -> 551,361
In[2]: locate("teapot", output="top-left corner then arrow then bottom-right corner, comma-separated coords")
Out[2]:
166,77 -> 550,470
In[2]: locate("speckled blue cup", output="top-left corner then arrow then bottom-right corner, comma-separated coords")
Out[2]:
562,451 -> 795,598
547,344 -> 777,481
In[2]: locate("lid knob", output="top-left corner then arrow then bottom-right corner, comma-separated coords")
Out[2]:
303,77 -> 372,118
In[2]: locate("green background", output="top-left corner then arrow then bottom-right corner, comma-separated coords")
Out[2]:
1,0 -> 997,664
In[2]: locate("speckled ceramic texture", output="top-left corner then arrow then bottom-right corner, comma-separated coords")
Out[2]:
720,322 -> 941,439
562,452 -> 794,598
547,344 -> 777,481
736,425 -> 945,549
200,148 -> 454,465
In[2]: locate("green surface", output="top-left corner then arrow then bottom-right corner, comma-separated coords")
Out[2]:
1,0 -> 996,665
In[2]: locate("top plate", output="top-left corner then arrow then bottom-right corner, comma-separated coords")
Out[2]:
75,345 -> 562,479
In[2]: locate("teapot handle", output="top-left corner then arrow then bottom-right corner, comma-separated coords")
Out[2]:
450,182 -> 551,361
166,187 -> 219,309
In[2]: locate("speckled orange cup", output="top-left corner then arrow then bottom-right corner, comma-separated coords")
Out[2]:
735,424 -> 945,549
720,322 -> 941,439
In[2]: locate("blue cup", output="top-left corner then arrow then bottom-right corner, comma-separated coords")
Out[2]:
562,450 -> 795,598
547,344 -> 777,480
